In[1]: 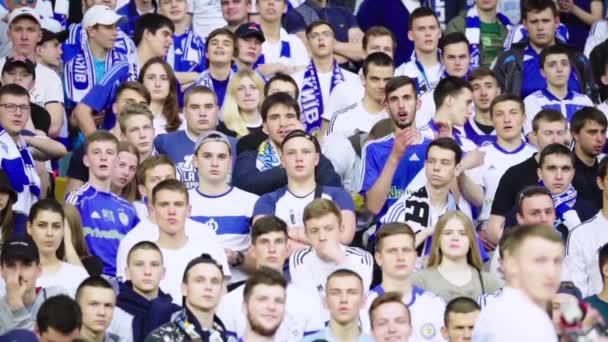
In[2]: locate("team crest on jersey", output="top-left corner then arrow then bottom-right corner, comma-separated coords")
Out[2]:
118,212 -> 129,227
420,323 -> 437,339
206,218 -> 219,232
102,209 -> 115,223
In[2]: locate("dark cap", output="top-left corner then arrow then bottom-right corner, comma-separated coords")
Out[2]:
0,170 -> 17,204
0,236 -> 39,264
235,22 -> 265,42
39,28 -> 69,45
2,56 -> 36,79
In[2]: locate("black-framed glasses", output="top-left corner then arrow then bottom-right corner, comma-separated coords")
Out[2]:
0,103 -> 31,113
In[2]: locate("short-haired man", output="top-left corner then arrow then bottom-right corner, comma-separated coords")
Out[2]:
154,86 -> 236,190
567,157 -> 608,297
289,198 -> 370,292
194,28 -> 236,107
368,292 -> 412,342
458,95 -> 536,244
145,179 -> 231,303
293,20 -> 358,135
233,92 -> 341,195
132,155 -> 177,218
217,215 -> 323,342
487,109 -> 568,238
473,224 -> 564,340
222,0 -> 251,32
446,0 -> 512,69
35,295 -> 82,341
523,45 -> 593,144
493,0 -> 596,101
65,130 -> 140,277
239,267 -> 288,342
362,223 -> 446,342
75,276 -> 122,342
570,107 -> 607,206
234,22 -> 264,72
394,7 -> 443,96
64,5 -> 128,110
383,138 -> 472,251
189,131 -> 259,284
583,242 -> 608,324
0,236 -> 66,334
302,269 -> 374,342
118,102 -> 157,162
441,297 -> 480,342
324,52 -> 392,137
146,254 -> 230,341
361,76 -> 432,223
464,67 -> 501,146
72,13 -> 174,136
116,241 -> 180,341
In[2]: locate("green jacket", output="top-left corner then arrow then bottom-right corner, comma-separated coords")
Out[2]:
446,10 -> 511,38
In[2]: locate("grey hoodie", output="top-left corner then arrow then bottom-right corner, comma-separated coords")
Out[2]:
0,286 -> 67,334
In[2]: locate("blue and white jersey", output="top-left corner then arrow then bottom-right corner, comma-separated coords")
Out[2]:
463,116 -> 497,147
420,119 -> 478,152
154,130 -> 237,190
289,244 -> 373,294
259,28 -> 309,69
0,130 -> 40,215
194,70 -> 234,107
253,185 -> 354,228
188,186 -> 258,283
394,55 -> 444,95
166,27 -> 206,73
520,46 -> 581,99
362,285 -> 446,342
523,89 -> 593,135
477,288 -> 504,309
468,141 -> 537,223
63,22 -> 137,67
359,134 -> 432,221
65,183 -> 140,277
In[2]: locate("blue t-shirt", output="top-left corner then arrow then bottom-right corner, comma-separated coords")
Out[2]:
521,46 -> 581,99
93,57 -> 107,82
65,183 -> 140,276
212,76 -> 230,107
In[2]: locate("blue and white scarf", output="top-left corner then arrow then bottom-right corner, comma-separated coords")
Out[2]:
465,5 -> 512,69
166,27 -> 206,72
0,130 -> 40,214
65,44 -> 126,105
256,139 -> 280,171
539,180 -> 581,230
300,60 -> 345,135
256,41 -> 291,66
195,69 -> 235,91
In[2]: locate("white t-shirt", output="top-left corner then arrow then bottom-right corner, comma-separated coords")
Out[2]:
0,58 -> 64,107
326,100 -> 389,136
416,89 -> 436,129
261,28 -> 309,67
187,0 -> 226,38
36,262 -> 89,298
473,287 -> 558,342
325,79 -> 365,122
115,217 -> 230,283
321,133 -> 362,193
217,282 -> 324,342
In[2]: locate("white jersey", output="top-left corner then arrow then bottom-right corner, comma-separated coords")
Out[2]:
188,187 -> 258,283
188,0 -> 226,38
476,288 -> 504,310
585,19 -> 608,57
468,142 -> 537,222
415,89 -> 436,130
523,89 -> 593,135
327,100 -> 389,136
325,80 -> 365,122
473,287 -> 558,342
37,262 -> 89,298
289,244 -> 373,294
566,212 -> 608,297
394,57 -> 443,95
261,28 -> 309,68
321,133 -> 363,193
362,286 -> 446,342
115,217 -> 230,282
217,283 -> 324,342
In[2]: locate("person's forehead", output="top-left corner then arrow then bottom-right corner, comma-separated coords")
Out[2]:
537,119 -> 566,130
0,93 -> 29,103
210,33 -> 234,42
375,302 -> 408,317
117,89 -> 146,102
427,146 -> 455,159
80,286 -> 116,301
251,283 -> 285,296
470,76 -> 497,85
328,275 -> 362,290
522,194 -> 554,209
309,23 -> 333,33
542,153 -> 572,166
155,189 -> 187,201
125,113 -> 152,126
188,92 -> 216,104
412,15 -> 439,28
269,80 -> 296,92
283,136 -> 315,148
130,248 -> 162,261
367,64 -> 394,76
268,103 -> 295,114
3,65 -> 32,75
199,141 -> 230,153
544,53 -> 569,62
447,311 -> 479,324
444,42 -> 469,54
188,263 -> 222,278
10,17 -> 40,28
148,164 -> 176,177
388,84 -> 415,97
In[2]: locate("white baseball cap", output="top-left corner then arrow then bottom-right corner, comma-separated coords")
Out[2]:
82,5 -> 124,28
7,7 -> 42,26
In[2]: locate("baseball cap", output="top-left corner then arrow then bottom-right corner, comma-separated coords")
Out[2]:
82,5 -> 125,28
235,22 -> 265,42
0,236 -> 39,264
193,131 -> 232,155
2,56 -> 36,78
0,170 -> 17,204
38,28 -> 69,45
7,7 -> 41,27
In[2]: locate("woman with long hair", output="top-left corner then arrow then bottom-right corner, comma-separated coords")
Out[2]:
139,57 -> 183,134
111,141 -> 140,202
220,69 -> 265,137
413,212 -> 501,302
27,199 -> 89,297
62,203 -> 91,262
0,175 -> 16,247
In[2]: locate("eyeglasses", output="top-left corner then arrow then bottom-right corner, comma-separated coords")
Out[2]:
307,31 -> 334,40
0,103 -> 31,113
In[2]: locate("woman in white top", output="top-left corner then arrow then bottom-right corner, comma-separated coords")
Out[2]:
110,141 -> 139,203
26,199 -> 89,297
413,212 -> 501,302
139,57 -> 184,135
221,69 -> 265,137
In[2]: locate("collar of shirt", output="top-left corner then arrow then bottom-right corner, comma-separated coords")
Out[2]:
574,153 -> 599,171
541,88 -> 574,101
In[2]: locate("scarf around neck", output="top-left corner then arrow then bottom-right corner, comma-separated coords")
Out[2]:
465,5 -> 512,69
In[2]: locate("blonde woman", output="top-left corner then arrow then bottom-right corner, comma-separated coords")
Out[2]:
413,212 -> 501,302
220,69 -> 265,137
